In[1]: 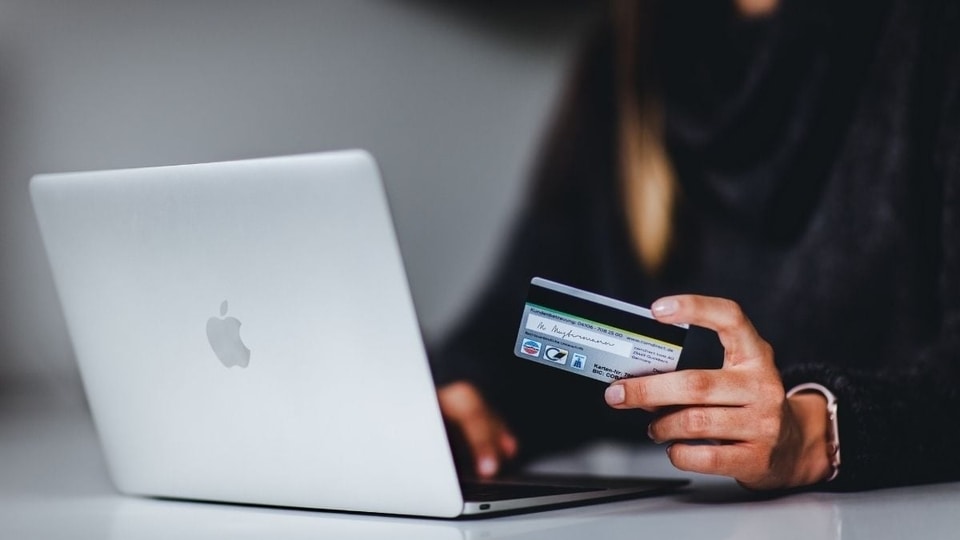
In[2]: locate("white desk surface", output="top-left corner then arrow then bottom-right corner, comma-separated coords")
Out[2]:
3,394 -> 959,540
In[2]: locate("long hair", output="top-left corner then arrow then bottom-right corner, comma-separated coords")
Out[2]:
614,0 -> 677,275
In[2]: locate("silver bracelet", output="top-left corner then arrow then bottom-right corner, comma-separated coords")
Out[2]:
786,382 -> 841,482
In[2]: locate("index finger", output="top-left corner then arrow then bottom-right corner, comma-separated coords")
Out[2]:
605,367 -> 755,409
650,295 -> 770,364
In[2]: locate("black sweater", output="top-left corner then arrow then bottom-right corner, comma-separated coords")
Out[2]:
432,0 -> 960,490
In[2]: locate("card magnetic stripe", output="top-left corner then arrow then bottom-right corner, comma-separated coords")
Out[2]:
525,284 -> 687,346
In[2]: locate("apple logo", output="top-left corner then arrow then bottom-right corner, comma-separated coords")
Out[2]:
206,300 -> 251,368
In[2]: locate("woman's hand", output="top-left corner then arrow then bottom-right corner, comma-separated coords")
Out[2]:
437,381 -> 517,478
604,295 -> 832,490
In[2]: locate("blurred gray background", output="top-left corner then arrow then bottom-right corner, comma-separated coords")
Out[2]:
0,0 -> 599,405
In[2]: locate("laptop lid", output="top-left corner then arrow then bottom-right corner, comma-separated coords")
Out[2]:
30,150 -> 466,517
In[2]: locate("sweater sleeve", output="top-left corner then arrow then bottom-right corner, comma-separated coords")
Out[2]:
782,2 -> 960,490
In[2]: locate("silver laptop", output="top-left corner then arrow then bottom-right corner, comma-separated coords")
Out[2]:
30,150 -> 686,518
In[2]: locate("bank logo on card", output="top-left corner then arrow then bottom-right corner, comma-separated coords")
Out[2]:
570,353 -> 587,370
521,339 -> 542,357
543,346 -> 568,364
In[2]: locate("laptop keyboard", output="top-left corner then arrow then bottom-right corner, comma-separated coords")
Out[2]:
460,481 -> 602,502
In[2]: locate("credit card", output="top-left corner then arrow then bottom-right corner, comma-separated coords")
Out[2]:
513,277 -> 689,383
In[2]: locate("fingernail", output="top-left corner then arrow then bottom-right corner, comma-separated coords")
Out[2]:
605,384 -> 625,405
478,456 -> 497,477
647,423 -> 654,440
652,298 -> 679,317
501,434 -> 518,457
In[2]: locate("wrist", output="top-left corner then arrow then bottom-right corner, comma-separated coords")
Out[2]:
787,392 -> 833,486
